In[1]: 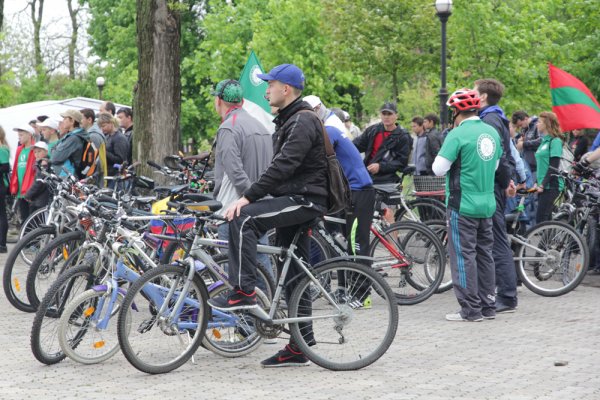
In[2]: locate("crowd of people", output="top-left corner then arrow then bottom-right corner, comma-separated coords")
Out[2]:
201,63 -> 598,367
0,102 -> 135,252
2,63 -> 596,367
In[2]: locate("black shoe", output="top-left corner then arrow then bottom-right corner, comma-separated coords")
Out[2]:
260,344 -> 311,368
208,289 -> 258,311
482,311 -> 496,320
496,304 -> 517,314
0,245 -> 6,254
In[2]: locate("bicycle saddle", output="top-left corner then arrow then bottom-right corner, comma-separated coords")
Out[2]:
154,184 -> 188,196
373,183 -> 400,194
181,193 -> 213,202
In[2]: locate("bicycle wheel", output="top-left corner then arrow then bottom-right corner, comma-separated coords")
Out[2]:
19,207 -> 48,239
26,230 -> 86,310
202,284 -> 269,358
2,226 -> 56,312
58,287 -> 126,364
30,263 -> 96,365
395,198 -> 446,222
368,221 -> 445,305
516,220 -> 589,297
288,261 -> 398,371
423,219 -> 452,293
117,264 -> 210,374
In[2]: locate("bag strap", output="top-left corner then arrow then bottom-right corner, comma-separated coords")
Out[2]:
297,109 -> 335,157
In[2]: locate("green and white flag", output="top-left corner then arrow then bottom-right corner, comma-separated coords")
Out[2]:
239,51 -> 275,132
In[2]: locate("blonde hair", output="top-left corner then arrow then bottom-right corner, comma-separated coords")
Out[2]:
539,111 -> 563,140
0,125 -> 9,149
97,112 -> 118,127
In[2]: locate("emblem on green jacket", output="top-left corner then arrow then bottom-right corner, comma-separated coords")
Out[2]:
477,133 -> 496,161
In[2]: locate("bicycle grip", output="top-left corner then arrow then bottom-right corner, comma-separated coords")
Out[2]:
147,160 -> 163,170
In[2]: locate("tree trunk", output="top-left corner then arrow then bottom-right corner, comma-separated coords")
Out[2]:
0,0 -> 4,33
30,0 -> 44,75
391,68 -> 399,103
67,0 -> 78,79
134,0 -> 181,179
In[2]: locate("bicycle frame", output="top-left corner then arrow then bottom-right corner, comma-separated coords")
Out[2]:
314,215 -> 409,268
187,231 -> 342,325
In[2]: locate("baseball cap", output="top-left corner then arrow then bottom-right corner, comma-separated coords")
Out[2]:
303,95 -> 322,109
13,125 -> 35,135
60,109 -> 83,123
257,64 -> 305,90
211,79 -> 243,103
37,118 -> 60,131
380,102 -> 398,114
33,141 -> 49,151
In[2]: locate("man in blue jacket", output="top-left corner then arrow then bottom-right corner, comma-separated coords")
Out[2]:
304,95 -> 374,263
474,78 -> 517,314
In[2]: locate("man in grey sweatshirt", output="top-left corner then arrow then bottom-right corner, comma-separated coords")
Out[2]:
212,79 -> 274,280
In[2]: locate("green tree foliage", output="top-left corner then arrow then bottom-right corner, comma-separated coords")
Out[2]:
1,0 -> 600,147
446,0 -> 570,115
324,0 -> 438,104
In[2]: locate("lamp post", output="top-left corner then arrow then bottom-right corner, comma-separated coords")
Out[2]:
96,76 -> 105,100
435,0 -> 452,129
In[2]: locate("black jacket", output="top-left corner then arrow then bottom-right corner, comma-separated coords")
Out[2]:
106,130 -> 130,176
353,122 -> 413,183
244,98 -> 328,206
24,164 -> 50,209
522,116 -> 540,169
424,127 -> 443,175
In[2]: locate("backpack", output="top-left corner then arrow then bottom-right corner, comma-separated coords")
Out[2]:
560,142 -> 574,174
298,110 -> 352,214
75,135 -> 100,179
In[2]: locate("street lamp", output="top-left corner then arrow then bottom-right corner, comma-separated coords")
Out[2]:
96,76 -> 105,100
435,0 -> 452,128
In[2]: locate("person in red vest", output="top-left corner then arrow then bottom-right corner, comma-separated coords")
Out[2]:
10,125 -> 37,224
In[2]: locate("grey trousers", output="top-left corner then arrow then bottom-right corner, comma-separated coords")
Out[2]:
447,209 -> 496,320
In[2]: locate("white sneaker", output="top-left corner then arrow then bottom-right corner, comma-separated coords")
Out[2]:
263,337 -> 278,344
445,312 -> 483,322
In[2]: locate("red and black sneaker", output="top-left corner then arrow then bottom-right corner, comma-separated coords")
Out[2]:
208,289 -> 258,311
260,344 -> 310,368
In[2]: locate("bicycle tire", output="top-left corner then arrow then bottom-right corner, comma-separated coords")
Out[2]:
58,287 -> 126,364
117,264 -> 210,374
30,263 -> 96,365
19,207 -> 48,240
2,226 -> 56,312
368,221 -> 445,305
288,260 -> 398,371
394,198 -> 446,222
516,220 -> 589,297
25,230 -> 86,310
423,219 -> 452,293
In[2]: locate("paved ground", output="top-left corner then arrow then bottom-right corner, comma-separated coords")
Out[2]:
1,243 -> 599,400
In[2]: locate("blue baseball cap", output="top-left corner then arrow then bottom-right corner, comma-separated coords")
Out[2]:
257,64 -> 305,90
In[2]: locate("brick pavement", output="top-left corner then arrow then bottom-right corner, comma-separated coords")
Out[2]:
1,244 -> 599,400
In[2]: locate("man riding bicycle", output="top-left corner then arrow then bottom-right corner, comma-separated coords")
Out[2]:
208,63 -> 328,367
